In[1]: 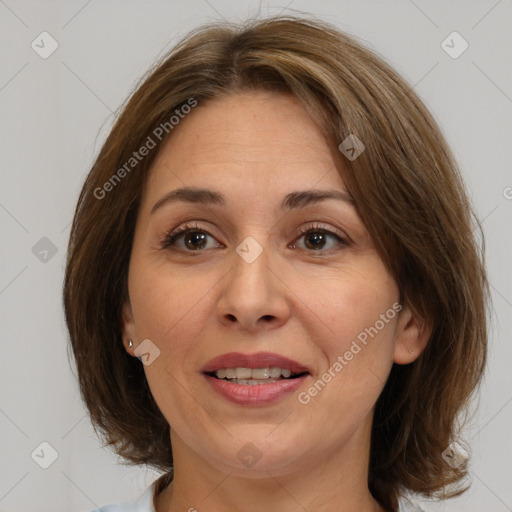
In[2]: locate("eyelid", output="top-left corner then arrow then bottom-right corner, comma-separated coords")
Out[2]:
295,222 -> 349,243
160,221 -> 220,250
291,222 -> 350,253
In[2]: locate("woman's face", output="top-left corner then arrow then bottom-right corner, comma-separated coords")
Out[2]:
123,91 -> 422,478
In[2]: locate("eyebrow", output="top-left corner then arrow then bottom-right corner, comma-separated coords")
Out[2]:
150,186 -> 354,214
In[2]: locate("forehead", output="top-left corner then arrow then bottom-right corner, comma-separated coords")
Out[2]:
142,91 -> 348,209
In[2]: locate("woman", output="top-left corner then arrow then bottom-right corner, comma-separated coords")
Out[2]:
63,15 -> 488,512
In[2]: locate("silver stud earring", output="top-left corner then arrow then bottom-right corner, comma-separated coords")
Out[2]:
409,348 -> 415,354
128,339 -> 133,348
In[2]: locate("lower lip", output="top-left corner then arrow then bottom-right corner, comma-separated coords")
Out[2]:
204,374 -> 308,405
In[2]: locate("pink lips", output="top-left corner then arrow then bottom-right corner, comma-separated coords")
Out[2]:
201,352 -> 309,374
201,352 -> 310,406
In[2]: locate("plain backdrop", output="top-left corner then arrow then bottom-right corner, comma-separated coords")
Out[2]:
1,1 -> 511,511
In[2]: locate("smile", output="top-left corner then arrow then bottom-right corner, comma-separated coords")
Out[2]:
201,352 -> 311,406
211,366 -> 305,383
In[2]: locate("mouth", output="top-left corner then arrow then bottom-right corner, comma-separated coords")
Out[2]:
201,352 -> 311,405
206,366 -> 309,385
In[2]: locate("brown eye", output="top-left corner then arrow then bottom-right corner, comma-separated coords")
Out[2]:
292,225 -> 348,252
165,229 -> 215,251
180,230 -> 209,250
161,222 -> 222,251
303,231 -> 328,250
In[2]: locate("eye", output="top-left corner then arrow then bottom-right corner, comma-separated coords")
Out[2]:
161,222 -> 222,251
161,221 -> 349,253
291,223 -> 349,252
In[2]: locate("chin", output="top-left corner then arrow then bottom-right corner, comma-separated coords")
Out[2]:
206,427 -> 308,476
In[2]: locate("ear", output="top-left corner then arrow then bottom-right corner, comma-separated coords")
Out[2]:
121,300 -> 138,357
393,303 -> 432,365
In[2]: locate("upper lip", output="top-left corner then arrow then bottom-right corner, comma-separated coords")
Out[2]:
201,352 -> 310,374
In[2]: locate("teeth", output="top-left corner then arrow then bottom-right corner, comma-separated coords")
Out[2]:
232,378 -> 280,385
225,368 -> 236,379
269,367 -> 282,378
214,366 -> 299,381
252,367 -> 270,379
235,367 -> 252,379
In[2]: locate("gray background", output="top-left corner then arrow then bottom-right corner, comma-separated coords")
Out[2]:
1,0 -> 511,511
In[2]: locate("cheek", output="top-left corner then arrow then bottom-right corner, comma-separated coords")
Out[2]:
129,258 -> 213,339
297,261 -> 399,354
128,264 -> 215,424
298,281 -> 398,431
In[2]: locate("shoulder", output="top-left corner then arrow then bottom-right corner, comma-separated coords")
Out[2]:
85,480 -> 157,512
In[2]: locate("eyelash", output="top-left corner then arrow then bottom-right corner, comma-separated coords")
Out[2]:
160,221 -> 349,254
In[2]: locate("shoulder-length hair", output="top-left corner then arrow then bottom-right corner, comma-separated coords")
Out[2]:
63,15 -> 488,511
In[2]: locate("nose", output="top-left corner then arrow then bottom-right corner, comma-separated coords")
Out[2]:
215,238 -> 291,333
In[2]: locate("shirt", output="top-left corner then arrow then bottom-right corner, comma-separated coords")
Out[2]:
89,479 -> 425,512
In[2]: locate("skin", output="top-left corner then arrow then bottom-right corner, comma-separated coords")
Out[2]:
122,91 -> 430,512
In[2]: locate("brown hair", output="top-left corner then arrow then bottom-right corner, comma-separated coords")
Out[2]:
63,15 -> 488,510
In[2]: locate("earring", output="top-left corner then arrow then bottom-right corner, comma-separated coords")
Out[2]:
128,339 -> 133,348
409,348 -> 415,354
